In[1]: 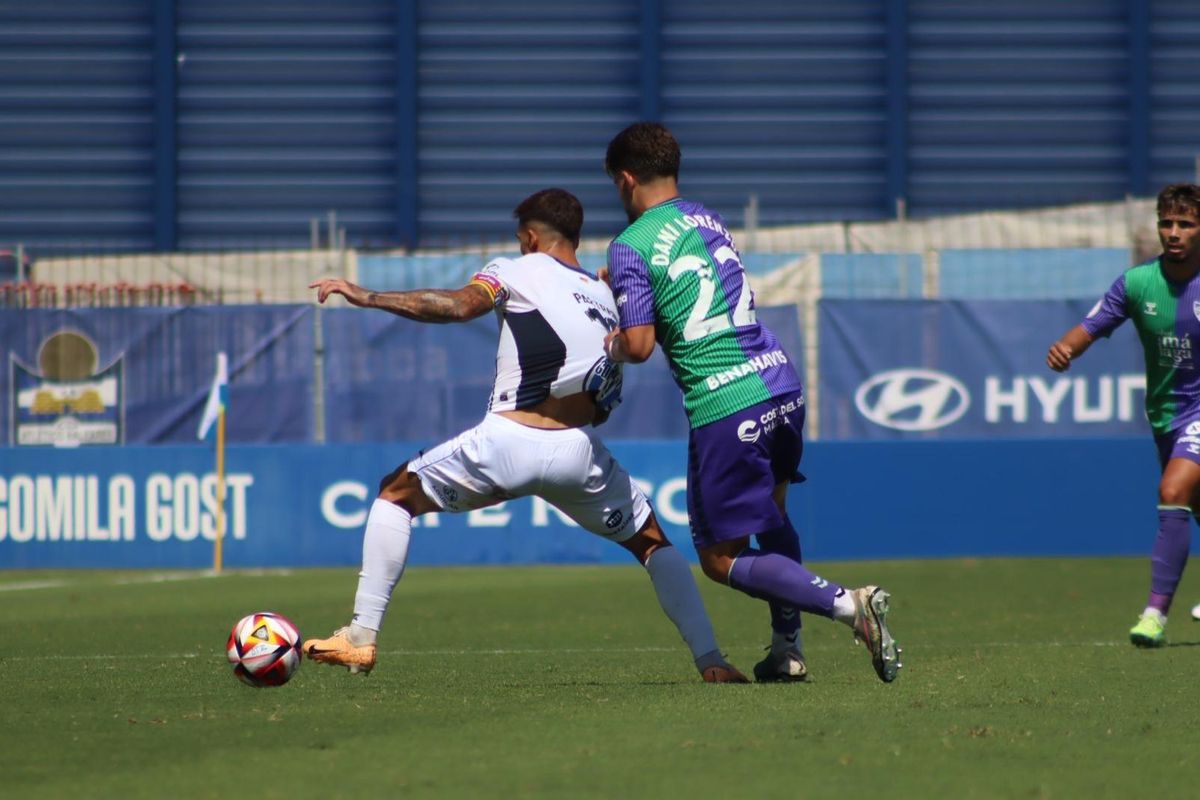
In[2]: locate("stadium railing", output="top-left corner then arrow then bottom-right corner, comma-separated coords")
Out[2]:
2,196 -> 1153,308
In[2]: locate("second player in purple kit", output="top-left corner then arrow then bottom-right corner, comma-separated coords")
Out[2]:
1048,183 -> 1200,646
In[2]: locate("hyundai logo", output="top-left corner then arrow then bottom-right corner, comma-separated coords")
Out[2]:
854,368 -> 970,431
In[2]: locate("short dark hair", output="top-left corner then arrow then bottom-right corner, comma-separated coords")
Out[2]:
513,188 -> 583,247
604,122 -> 681,183
1157,183 -> 1200,218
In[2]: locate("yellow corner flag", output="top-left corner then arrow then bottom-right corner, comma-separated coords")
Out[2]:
198,353 -> 228,574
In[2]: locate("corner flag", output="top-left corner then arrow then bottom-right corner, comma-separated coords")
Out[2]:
198,352 -> 228,441
198,352 -> 229,574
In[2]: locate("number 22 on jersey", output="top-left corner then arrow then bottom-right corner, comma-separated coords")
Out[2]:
666,245 -> 756,341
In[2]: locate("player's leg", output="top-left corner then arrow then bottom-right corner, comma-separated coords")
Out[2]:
539,426 -> 747,683
690,395 -> 901,682
750,481 -> 806,681
696,538 -> 849,622
697,538 -> 900,683
767,404 -> 899,682
305,423 -> 506,672
347,464 -> 442,639
618,514 -> 748,683
1192,478 -> 1200,622
688,398 -> 847,622
302,461 -> 436,672
1132,441 -> 1200,646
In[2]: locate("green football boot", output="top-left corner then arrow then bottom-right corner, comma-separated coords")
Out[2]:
1129,612 -> 1166,648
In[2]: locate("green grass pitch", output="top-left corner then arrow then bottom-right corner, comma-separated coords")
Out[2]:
1,557 -> 1197,799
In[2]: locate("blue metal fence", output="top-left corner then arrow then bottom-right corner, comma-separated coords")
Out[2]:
1,1 -> 1197,252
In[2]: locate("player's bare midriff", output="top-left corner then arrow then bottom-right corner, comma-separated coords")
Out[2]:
497,390 -> 598,429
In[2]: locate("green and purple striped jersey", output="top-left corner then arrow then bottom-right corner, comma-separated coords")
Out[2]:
1083,257 -> 1200,435
607,198 -> 802,428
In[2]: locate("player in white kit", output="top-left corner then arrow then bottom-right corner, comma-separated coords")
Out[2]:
304,188 -> 747,683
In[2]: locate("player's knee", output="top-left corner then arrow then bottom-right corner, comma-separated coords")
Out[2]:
1158,476 -> 1195,506
377,463 -> 425,509
379,472 -> 443,518
621,514 -> 670,565
619,532 -> 657,565
696,539 -> 746,584
1160,486 -> 1192,506
697,551 -> 731,584
377,462 -> 410,495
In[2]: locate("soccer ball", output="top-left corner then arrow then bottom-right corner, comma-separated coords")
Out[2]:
225,612 -> 302,687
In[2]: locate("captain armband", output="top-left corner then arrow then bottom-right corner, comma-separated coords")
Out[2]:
468,272 -> 509,307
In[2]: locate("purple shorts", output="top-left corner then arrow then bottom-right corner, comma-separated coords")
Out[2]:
1154,420 -> 1200,469
687,392 -> 806,549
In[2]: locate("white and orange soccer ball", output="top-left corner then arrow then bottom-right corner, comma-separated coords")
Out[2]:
225,612 -> 302,687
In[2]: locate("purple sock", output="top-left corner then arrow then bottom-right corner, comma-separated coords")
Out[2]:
728,548 -> 842,618
1148,507 -> 1192,614
757,522 -> 803,636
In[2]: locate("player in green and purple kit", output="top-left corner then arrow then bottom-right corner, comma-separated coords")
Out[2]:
1049,183 -> 1200,647
601,122 -> 901,683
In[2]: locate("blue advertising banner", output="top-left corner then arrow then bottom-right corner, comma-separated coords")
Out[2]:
1,305 -> 803,445
1,307 -> 314,445
0,442 -> 694,569
318,304 -> 804,443
0,437 -> 1167,569
818,300 -> 1148,439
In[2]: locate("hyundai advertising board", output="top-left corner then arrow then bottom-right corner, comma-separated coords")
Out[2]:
818,300 -> 1149,439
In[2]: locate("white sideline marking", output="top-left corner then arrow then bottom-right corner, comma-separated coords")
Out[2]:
0,569 -> 294,593
1,641 -> 1128,662
112,569 -> 294,585
0,580 -> 70,593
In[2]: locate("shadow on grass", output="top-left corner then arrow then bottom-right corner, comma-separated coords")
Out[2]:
1166,640 -> 1200,648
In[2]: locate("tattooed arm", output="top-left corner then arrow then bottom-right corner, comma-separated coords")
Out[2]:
309,278 -> 494,324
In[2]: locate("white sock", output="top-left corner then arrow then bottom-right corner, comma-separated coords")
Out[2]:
643,546 -> 720,667
831,588 -> 857,625
1142,607 -> 1167,624
348,622 -> 377,646
351,499 -> 413,638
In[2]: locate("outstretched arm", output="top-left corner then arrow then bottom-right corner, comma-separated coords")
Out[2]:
309,278 -> 494,324
1047,325 -> 1096,372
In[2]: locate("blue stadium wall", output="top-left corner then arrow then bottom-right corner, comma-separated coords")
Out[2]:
1,0 -> 1198,253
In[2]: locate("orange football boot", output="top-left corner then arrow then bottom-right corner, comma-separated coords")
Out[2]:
303,627 -> 377,674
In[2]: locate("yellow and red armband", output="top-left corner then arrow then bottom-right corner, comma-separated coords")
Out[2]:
468,272 -> 508,307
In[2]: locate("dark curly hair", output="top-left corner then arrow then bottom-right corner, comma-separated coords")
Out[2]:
604,122 -> 681,183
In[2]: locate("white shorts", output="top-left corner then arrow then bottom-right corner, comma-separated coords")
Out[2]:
408,413 -> 652,542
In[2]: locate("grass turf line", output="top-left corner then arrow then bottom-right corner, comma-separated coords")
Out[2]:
0,558 -> 1197,799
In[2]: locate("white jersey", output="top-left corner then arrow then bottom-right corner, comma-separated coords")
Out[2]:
468,253 -> 622,414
